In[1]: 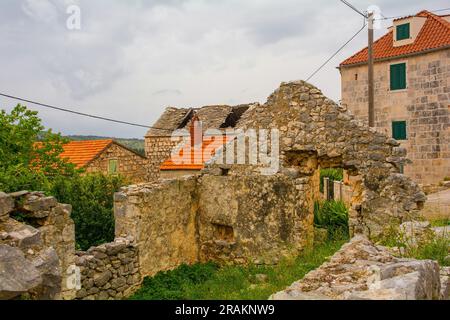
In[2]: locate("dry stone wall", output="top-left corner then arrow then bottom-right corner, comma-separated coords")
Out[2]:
1,191 -> 142,301
0,191 -> 75,300
74,237 -> 141,300
115,177 -> 200,277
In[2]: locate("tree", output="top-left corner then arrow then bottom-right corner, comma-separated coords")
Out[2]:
0,104 -> 80,192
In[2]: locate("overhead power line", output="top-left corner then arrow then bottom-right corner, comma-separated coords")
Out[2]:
0,92 -> 173,131
340,0 -> 367,18
306,22 -> 367,81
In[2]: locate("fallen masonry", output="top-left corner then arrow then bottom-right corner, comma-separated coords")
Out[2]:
270,236 -> 449,300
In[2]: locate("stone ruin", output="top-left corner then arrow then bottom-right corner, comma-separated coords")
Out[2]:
115,80 -> 427,278
0,80 -> 437,300
0,191 -> 141,300
0,191 -> 75,300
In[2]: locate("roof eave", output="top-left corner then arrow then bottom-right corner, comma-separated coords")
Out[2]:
339,45 -> 450,68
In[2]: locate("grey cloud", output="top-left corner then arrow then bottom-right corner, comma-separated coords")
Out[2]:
153,89 -> 183,96
1,0 -> 449,138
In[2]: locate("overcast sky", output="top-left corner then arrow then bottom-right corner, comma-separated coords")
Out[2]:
0,0 -> 448,138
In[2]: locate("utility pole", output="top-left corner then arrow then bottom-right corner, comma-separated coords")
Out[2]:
368,12 -> 375,127
340,1 -> 376,127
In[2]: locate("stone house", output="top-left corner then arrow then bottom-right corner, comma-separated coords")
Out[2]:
145,104 -> 252,180
60,140 -> 148,183
339,10 -> 450,185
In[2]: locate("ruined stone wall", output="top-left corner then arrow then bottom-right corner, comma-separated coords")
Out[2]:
235,80 -> 426,240
341,49 -> 450,185
74,237 -> 141,300
144,136 -> 182,181
197,173 -> 313,264
114,171 -> 314,276
1,190 -> 145,301
0,191 -> 75,300
114,178 -> 199,277
86,143 -> 149,183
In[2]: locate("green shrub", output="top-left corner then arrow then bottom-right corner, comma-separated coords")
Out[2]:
379,227 -> 450,267
51,173 -> 126,250
314,200 -> 349,240
0,105 -> 80,192
319,168 -> 343,193
130,263 -> 219,300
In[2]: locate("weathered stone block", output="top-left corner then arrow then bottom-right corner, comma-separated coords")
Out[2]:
0,192 -> 14,220
0,245 -> 42,300
94,270 -> 112,287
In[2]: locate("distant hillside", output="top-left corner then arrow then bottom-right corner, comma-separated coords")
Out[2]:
66,135 -> 145,156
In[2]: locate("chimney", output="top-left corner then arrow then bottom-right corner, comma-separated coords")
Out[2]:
189,113 -> 203,147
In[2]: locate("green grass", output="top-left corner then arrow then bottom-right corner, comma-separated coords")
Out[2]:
430,219 -> 450,227
409,235 -> 450,266
379,226 -> 450,267
129,240 -> 346,300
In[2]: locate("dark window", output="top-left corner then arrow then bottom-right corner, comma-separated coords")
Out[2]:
392,121 -> 407,140
355,74 -> 358,81
396,23 -> 410,41
390,63 -> 407,90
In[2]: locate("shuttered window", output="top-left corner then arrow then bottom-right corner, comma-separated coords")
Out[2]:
396,23 -> 410,41
108,159 -> 118,174
390,63 -> 406,90
392,121 -> 407,140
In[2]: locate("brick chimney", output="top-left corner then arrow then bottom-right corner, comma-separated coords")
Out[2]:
189,113 -> 203,148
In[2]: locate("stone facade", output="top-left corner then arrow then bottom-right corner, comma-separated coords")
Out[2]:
85,142 -> 149,184
114,172 -> 314,277
74,237 -> 141,300
144,136 -> 182,180
341,49 -> 450,185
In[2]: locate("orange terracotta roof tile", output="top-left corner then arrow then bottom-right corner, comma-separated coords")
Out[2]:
340,11 -> 450,67
60,140 -> 113,168
160,135 -> 234,171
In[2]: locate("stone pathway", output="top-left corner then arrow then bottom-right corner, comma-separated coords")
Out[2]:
422,189 -> 450,221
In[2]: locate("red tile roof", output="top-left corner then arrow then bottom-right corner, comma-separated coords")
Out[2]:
160,135 -> 234,171
60,140 -> 113,168
340,11 -> 450,67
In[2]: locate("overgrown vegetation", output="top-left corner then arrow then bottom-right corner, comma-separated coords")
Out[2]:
430,218 -> 450,227
314,200 -> 349,240
130,240 -> 346,300
51,174 -> 126,250
1,105 -> 126,250
319,168 -> 343,193
379,226 -> 450,267
0,105 -> 80,192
